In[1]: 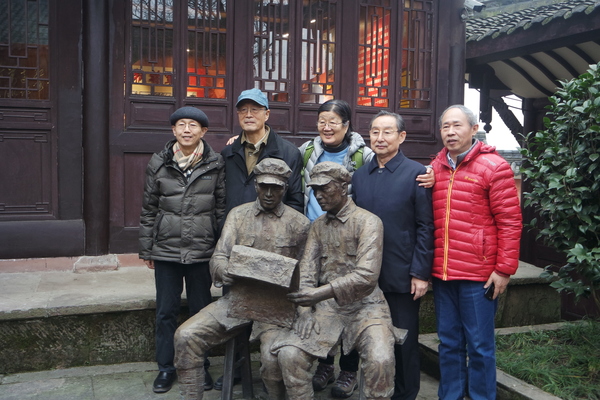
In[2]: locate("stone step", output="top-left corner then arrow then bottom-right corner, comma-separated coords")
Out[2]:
0,257 -> 559,376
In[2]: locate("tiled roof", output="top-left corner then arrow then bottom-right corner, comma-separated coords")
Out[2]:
466,0 -> 600,42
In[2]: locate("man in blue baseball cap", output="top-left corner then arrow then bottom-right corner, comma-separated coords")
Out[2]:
220,88 -> 303,218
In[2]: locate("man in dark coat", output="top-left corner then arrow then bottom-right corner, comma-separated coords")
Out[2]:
139,106 -> 226,394
352,110 -> 434,400
221,88 -> 303,217
213,88 -> 305,390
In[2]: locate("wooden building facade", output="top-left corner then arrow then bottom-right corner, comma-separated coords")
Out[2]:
0,0 -> 467,259
465,0 -> 600,270
465,0 -> 600,318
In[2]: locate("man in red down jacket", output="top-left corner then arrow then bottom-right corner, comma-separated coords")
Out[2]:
430,105 -> 522,400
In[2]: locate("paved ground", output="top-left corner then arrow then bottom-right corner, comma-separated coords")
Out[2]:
0,257 -> 440,399
0,255 -> 560,399
0,358 -> 440,400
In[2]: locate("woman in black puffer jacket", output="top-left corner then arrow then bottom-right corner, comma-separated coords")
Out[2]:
139,106 -> 225,394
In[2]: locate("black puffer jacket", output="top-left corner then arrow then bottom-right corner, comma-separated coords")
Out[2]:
221,126 -> 303,216
139,139 -> 226,264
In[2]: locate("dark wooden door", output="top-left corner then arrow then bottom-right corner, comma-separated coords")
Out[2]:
0,0 -> 85,258
108,0 -> 239,253
107,0 -> 453,254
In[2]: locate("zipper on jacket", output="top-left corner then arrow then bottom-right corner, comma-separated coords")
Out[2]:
170,157 -> 218,189
154,212 -> 165,243
442,168 -> 457,280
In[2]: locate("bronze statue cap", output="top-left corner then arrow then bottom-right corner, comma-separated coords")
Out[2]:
254,158 -> 291,187
307,161 -> 351,187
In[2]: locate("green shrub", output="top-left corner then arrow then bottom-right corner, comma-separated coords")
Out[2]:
520,62 -> 600,312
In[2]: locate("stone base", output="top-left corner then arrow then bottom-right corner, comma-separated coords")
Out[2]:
0,260 -> 560,375
73,255 -> 120,273
0,310 -> 155,374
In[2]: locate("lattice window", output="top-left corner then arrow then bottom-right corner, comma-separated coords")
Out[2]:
130,0 -> 174,96
299,0 -> 336,104
357,0 -> 433,109
0,0 -> 50,100
253,0 -> 290,103
186,0 -> 227,99
400,0 -> 433,109
357,0 -> 391,108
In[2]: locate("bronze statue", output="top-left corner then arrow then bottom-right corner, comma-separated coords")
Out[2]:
173,158 -> 310,400
271,161 -> 397,400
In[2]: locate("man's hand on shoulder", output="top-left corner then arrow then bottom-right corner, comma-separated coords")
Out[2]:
416,166 -> 435,188
226,135 -> 239,146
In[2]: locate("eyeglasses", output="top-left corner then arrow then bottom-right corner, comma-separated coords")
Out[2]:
317,120 -> 344,128
369,130 -> 399,137
176,121 -> 200,129
237,107 -> 267,115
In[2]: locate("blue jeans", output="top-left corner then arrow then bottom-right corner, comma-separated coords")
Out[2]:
154,260 -> 213,373
432,278 -> 497,400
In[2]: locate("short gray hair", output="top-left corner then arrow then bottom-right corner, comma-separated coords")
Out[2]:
439,105 -> 477,128
369,110 -> 406,132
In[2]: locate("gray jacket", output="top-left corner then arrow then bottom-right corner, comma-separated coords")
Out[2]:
139,139 -> 226,264
298,131 -> 374,214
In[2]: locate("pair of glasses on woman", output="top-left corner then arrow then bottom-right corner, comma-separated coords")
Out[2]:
317,120 -> 344,128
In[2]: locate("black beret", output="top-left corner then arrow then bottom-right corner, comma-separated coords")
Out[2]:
170,106 -> 209,127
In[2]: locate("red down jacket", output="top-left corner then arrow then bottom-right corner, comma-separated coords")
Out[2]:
431,141 -> 522,282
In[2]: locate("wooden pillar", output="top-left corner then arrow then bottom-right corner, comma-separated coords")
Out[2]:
519,97 -> 551,266
448,0 -> 466,106
479,65 -> 494,133
83,0 -> 110,255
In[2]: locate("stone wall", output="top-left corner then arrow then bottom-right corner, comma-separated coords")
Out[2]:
0,262 -> 559,375
418,261 -> 561,334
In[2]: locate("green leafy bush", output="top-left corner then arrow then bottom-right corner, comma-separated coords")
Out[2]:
520,62 -> 600,311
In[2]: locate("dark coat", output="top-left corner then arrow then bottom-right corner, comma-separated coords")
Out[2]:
221,125 -> 303,216
352,151 -> 434,293
139,138 -> 226,264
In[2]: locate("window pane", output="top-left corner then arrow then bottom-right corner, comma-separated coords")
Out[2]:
130,0 -> 174,97
400,0 -> 433,109
300,0 -> 336,104
357,1 -> 391,108
253,0 -> 290,103
0,0 -> 50,100
186,0 -> 227,99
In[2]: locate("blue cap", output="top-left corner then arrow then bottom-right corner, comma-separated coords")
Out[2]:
236,88 -> 269,109
170,106 -> 209,127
